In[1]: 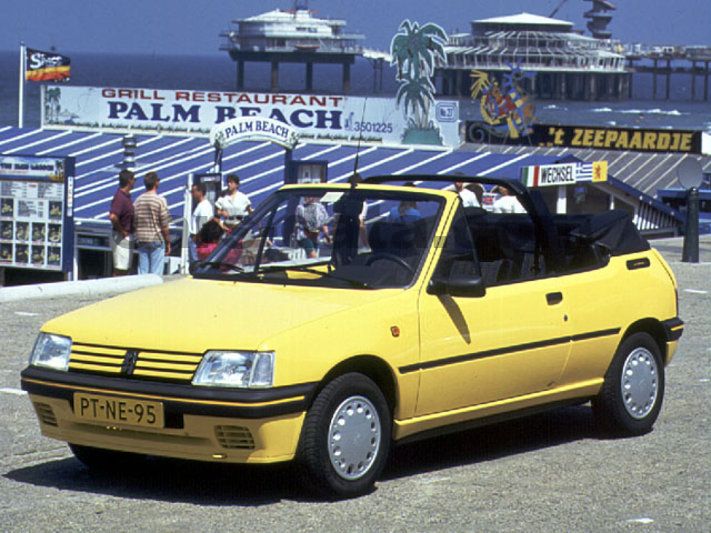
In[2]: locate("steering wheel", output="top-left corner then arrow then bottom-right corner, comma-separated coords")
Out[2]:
366,253 -> 415,274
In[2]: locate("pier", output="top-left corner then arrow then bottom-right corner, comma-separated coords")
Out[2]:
626,48 -> 711,101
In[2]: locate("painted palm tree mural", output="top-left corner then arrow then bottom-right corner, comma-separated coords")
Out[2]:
44,87 -> 62,123
390,20 -> 447,145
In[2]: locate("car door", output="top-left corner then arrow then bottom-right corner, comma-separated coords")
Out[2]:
414,207 -> 571,416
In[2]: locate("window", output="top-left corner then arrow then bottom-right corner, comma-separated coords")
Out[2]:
434,203 -> 545,289
432,207 -> 479,284
468,208 -> 544,286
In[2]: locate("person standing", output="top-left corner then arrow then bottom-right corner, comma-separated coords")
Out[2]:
133,172 -> 171,275
189,182 -> 214,264
454,180 -> 480,208
295,196 -> 331,258
108,169 -> 135,276
492,185 -> 526,214
215,174 -> 252,230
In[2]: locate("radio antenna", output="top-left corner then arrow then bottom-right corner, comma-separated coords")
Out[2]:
350,97 -> 367,188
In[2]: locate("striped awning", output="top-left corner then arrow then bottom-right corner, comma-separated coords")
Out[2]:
0,126 -> 561,224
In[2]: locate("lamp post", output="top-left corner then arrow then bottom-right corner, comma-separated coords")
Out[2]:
677,158 -> 703,263
121,134 -> 137,170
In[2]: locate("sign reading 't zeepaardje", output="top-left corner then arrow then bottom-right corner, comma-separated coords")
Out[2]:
466,122 -> 702,154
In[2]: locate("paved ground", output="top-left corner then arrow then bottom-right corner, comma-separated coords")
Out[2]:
1,238 -> 709,532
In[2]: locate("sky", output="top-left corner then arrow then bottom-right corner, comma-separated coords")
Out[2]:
1,0 -> 710,56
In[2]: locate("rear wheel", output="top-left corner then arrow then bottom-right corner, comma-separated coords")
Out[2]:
296,373 -> 391,499
69,443 -> 145,471
592,332 -> 665,436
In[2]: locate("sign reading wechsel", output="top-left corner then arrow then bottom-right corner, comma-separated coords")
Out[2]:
521,161 -> 608,188
42,85 -> 461,147
210,117 -> 300,150
466,121 -> 702,154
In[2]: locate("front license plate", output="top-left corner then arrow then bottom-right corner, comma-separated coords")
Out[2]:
74,393 -> 164,428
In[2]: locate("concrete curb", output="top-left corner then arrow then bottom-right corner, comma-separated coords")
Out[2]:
0,274 -> 163,304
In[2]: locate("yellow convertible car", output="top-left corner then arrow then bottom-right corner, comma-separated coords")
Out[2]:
21,176 -> 683,498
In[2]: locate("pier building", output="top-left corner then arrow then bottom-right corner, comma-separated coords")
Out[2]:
220,5 -> 365,94
437,12 -> 629,101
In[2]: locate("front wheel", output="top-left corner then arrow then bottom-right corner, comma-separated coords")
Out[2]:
592,332 -> 665,436
296,373 -> 391,499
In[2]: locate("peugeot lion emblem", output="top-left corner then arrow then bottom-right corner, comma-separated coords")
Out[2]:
121,350 -> 139,375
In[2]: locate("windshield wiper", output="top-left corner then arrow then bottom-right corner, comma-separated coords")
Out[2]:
264,265 -> 372,289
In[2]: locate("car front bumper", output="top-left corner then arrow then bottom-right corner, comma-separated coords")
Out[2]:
21,367 -> 317,464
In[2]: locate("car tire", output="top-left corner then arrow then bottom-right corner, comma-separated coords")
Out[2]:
592,332 -> 665,436
69,443 -> 144,471
296,373 -> 391,499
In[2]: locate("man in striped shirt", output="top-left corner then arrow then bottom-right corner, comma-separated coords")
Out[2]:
133,172 -> 171,275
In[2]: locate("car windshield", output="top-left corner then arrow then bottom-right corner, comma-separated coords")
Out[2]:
193,187 -> 444,289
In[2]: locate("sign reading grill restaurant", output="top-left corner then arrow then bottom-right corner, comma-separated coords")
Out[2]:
42,85 -> 461,147
466,122 -> 703,154
521,161 -> 608,188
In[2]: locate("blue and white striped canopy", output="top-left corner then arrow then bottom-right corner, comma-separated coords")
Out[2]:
0,126 -> 563,222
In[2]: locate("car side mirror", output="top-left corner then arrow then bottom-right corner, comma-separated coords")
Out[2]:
428,273 -> 486,298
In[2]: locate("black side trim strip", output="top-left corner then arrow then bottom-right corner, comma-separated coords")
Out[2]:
626,257 -> 651,270
661,317 -> 684,342
395,398 -> 588,446
21,366 -> 317,405
571,328 -> 622,342
399,328 -> 621,374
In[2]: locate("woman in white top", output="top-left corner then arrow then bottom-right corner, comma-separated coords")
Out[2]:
215,174 -> 253,229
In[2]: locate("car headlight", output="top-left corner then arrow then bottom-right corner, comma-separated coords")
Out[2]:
29,333 -> 72,371
192,351 -> 274,388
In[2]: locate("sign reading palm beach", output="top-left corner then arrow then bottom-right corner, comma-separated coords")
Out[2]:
210,117 -> 300,150
41,86 -> 460,147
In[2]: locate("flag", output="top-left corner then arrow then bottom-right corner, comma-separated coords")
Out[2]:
592,160 -> 608,183
25,48 -> 71,82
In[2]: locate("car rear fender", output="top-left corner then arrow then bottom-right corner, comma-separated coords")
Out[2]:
620,318 -> 670,365
651,247 -> 679,316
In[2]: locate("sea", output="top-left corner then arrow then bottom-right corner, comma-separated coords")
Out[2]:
1,50 -> 711,133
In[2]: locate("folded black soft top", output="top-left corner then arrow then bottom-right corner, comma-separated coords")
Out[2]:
566,210 -> 650,256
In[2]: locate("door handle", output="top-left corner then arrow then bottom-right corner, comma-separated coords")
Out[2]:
546,292 -> 563,305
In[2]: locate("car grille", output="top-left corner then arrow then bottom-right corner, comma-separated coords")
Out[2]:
68,342 -> 203,383
33,402 -> 58,426
215,425 -> 255,449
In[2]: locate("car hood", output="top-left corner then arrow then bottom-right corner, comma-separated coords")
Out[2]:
42,278 -> 398,353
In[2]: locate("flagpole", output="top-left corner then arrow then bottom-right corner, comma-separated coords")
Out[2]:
18,43 -> 25,128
